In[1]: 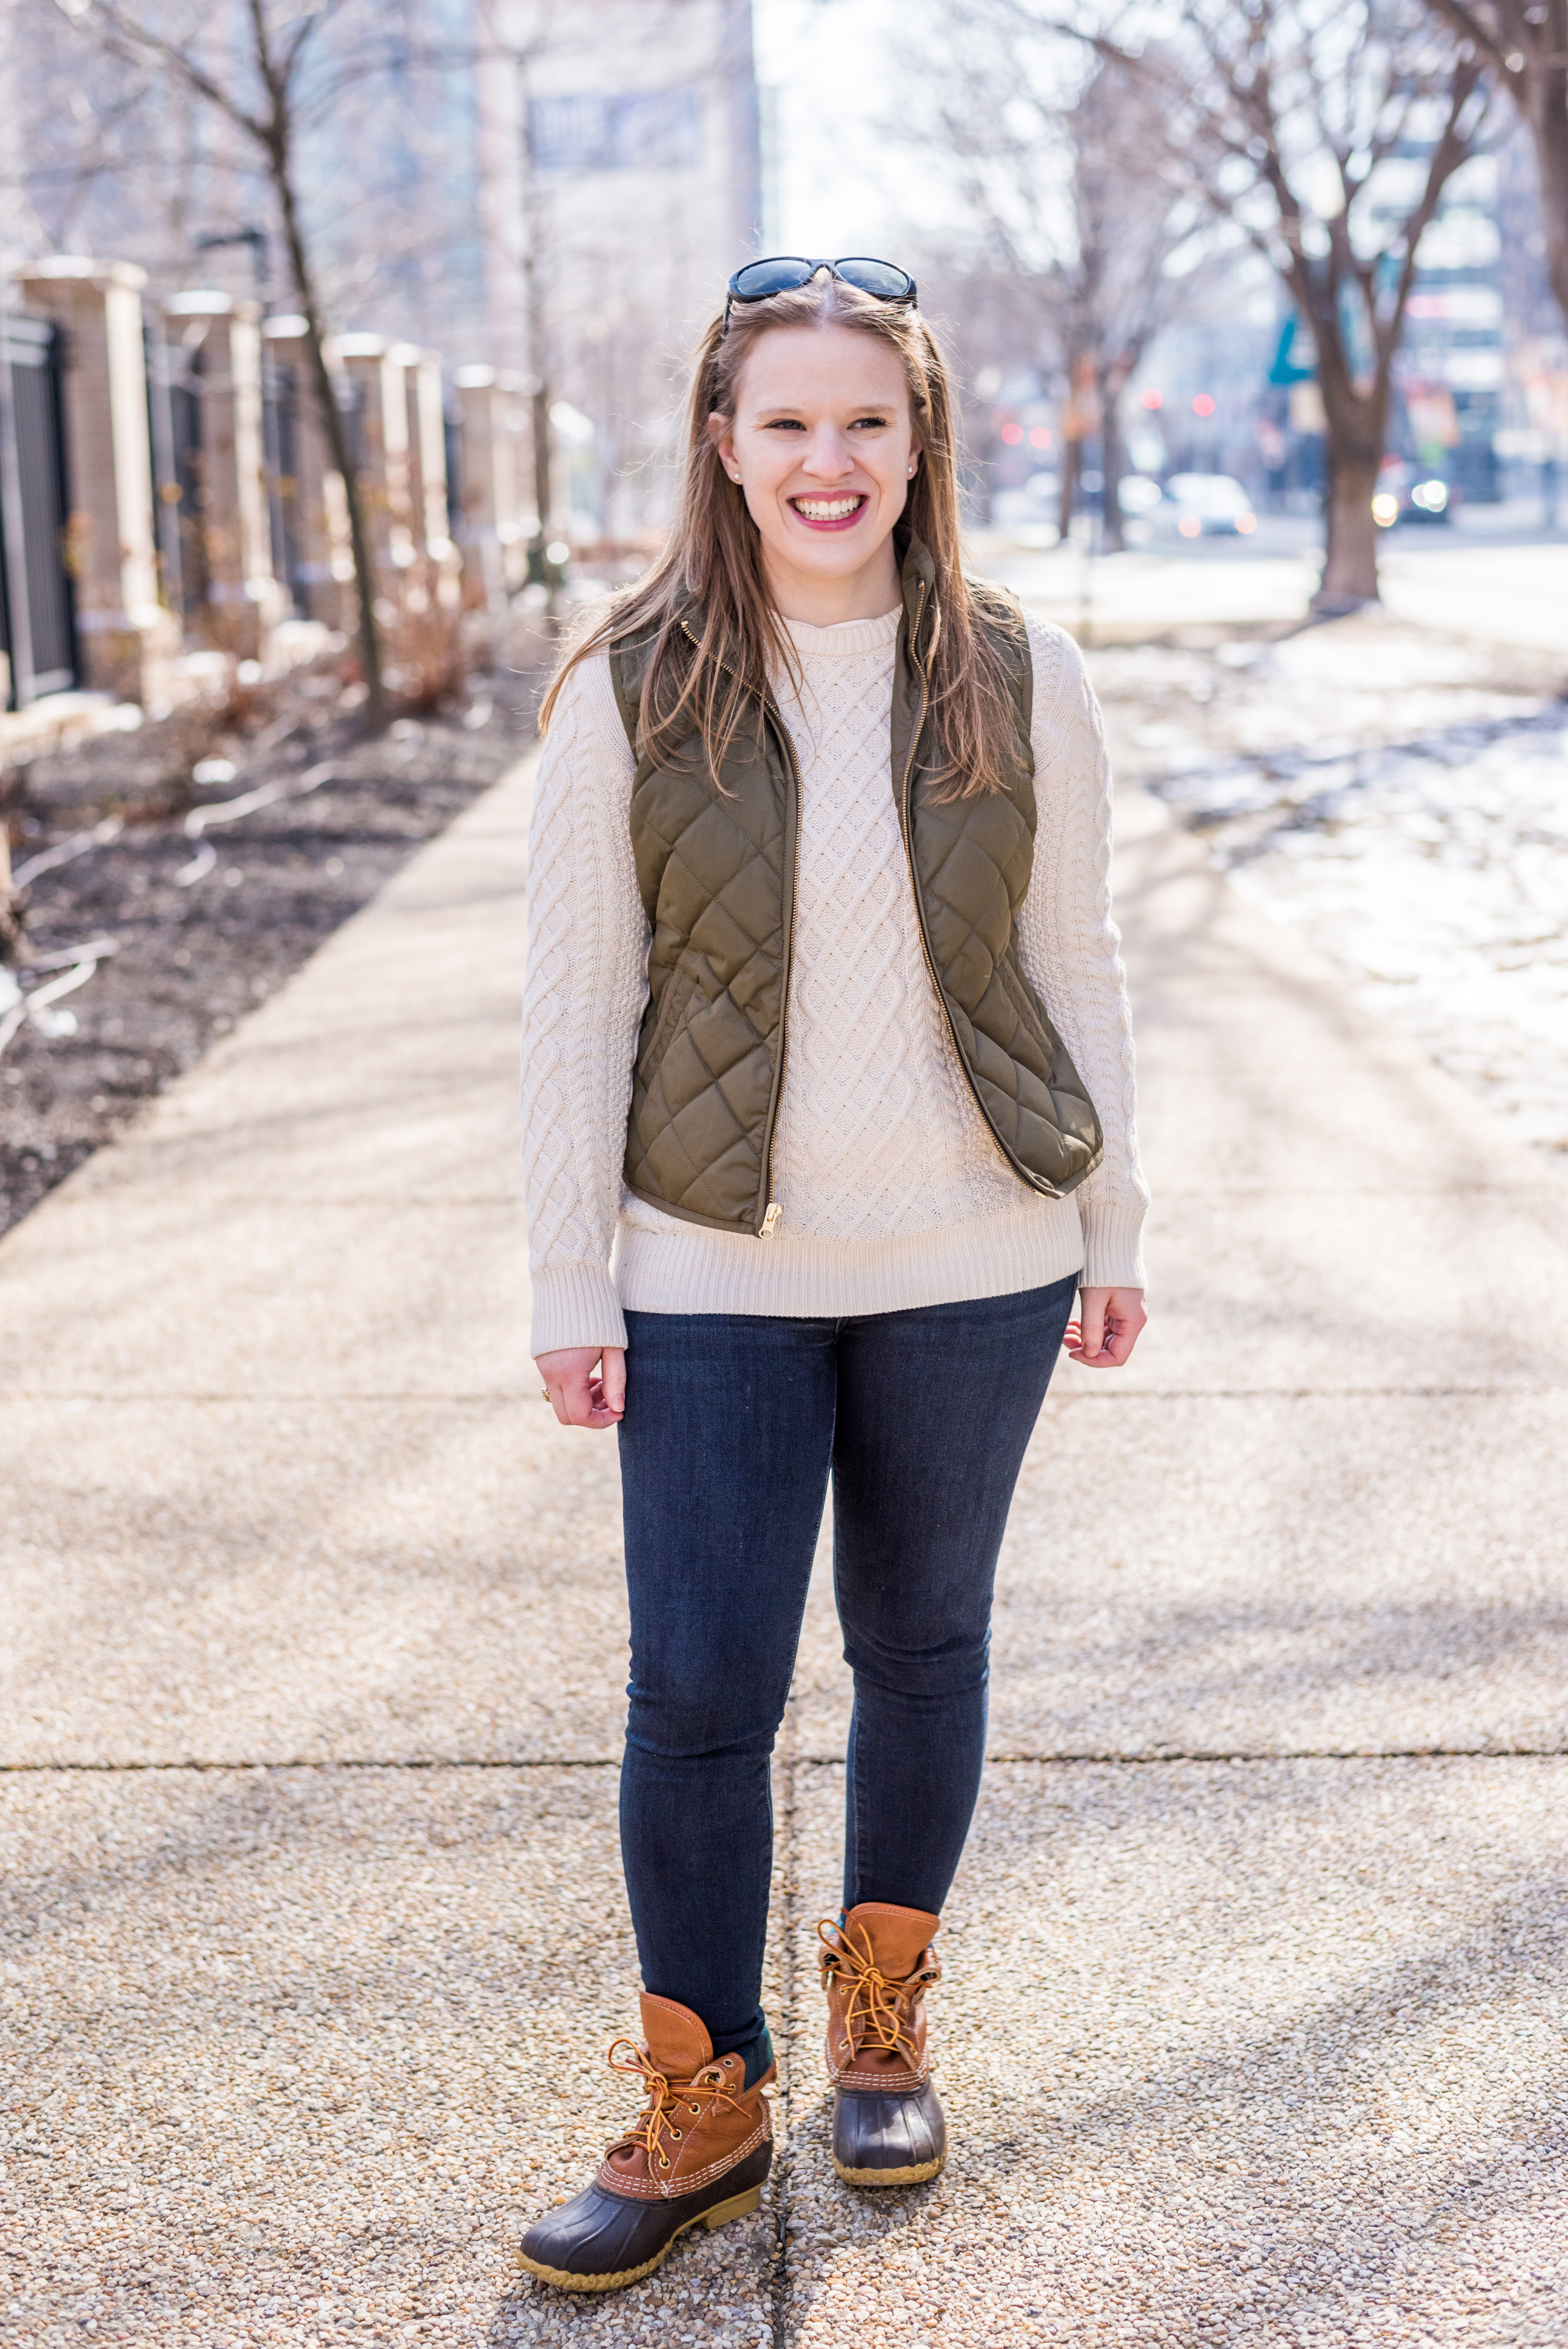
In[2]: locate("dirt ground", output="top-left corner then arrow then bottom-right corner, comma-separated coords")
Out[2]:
1,651 -> 547,1242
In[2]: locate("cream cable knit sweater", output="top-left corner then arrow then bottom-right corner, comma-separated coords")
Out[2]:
521,605 -> 1149,1357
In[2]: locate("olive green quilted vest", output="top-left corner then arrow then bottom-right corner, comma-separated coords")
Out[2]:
608,532 -> 1103,1238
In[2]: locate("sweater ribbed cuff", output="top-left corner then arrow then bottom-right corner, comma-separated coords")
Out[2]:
1078,1199 -> 1149,1293
529,1263 -> 628,1361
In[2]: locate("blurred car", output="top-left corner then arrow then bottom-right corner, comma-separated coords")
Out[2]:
1158,473 -> 1258,537
990,472 -> 1062,538
1372,458 -> 1456,528
1117,474 -> 1164,516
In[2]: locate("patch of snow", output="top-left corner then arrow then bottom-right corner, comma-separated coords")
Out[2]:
1092,631 -> 1568,1157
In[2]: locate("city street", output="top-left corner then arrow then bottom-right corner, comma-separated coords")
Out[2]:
4,542 -> 1567,2345
979,510 -> 1568,654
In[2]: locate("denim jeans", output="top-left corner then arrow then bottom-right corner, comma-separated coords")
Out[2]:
616,1272 -> 1078,2063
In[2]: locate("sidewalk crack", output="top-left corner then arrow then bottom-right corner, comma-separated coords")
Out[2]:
0,1755 -> 622,1773
7,1748 -> 1563,1779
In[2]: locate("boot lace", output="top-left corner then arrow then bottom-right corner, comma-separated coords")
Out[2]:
816,1916 -> 929,2064
605,2037 -> 746,2174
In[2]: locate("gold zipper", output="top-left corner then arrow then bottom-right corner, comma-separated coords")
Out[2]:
754,692 -> 801,1236
896,583 -> 1059,1201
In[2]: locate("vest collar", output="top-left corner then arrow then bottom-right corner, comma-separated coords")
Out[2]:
894,527 -> 939,671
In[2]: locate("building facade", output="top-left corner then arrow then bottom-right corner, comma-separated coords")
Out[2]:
474,0 -> 762,539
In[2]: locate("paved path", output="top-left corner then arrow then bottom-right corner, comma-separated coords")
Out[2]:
4,736 -> 1567,2347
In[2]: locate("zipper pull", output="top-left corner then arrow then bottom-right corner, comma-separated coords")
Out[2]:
759,1202 -> 781,1237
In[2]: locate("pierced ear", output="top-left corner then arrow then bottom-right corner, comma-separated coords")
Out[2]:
707,411 -> 741,485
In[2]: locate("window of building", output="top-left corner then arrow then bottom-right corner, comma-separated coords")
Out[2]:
529,87 -> 702,174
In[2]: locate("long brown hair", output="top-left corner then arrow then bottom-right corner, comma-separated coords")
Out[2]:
540,274 -> 1019,798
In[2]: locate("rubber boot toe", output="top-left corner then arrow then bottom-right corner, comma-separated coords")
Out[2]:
519,2141 -> 772,2291
832,2077 -> 946,2187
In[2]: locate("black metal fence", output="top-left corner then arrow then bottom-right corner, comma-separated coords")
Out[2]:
0,314 -> 78,707
263,353 -> 304,609
149,335 -> 316,625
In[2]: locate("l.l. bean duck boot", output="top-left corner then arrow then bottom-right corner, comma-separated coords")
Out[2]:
818,1902 -> 945,2186
518,1993 -> 774,2293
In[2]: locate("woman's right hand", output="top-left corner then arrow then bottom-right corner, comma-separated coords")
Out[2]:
536,1346 -> 626,1429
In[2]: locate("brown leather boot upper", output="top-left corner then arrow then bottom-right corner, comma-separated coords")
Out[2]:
818,1903 -> 941,2094
595,1994 -> 774,2203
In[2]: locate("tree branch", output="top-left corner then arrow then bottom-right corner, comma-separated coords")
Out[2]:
63,0 -> 270,144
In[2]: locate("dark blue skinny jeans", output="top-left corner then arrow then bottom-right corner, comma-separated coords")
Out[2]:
616,1272 -> 1078,2064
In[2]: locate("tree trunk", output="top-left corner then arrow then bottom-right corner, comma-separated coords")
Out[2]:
531,382 -> 553,543
1099,367 -> 1127,554
1316,437 -> 1381,611
1307,321 -> 1389,611
530,377 -> 561,612
0,821 -> 21,960
1057,433 -> 1080,544
271,138 -> 387,727
1532,89 -> 1568,336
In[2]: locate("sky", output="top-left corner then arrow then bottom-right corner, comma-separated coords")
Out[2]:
754,0 -> 936,257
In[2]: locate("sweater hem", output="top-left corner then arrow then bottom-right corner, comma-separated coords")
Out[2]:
613,1198 -> 1089,1322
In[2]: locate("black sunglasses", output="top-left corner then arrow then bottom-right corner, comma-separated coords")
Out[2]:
723,255 -> 918,333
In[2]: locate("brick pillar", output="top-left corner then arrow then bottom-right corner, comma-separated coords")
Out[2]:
382,343 -> 420,578
16,257 -> 178,704
164,292 -> 286,654
333,335 -> 414,591
407,352 -> 462,611
453,365 -> 531,611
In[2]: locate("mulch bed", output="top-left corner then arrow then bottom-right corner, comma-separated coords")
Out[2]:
1,657 -> 546,1242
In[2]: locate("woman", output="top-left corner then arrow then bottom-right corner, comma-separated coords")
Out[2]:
517,256 -> 1148,2294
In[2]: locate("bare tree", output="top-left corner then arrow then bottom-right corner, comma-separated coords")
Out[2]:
19,7 -> 492,361
1420,0 -> 1568,333
1042,0 -> 1494,606
45,0 -> 396,722
1046,55 -> 1227,547
909,25 -> 1229,549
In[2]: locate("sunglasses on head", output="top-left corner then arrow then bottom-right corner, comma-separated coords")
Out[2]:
723,255 -> 918,333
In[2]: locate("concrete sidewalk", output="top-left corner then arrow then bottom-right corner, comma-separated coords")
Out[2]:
4,740 -> 1567,2348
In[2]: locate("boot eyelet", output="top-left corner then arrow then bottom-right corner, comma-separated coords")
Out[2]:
688,2101 -> 701,2114
669,2128 -> 681,2140
659,2154 -> 670,2169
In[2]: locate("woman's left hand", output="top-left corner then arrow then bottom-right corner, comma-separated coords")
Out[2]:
1064,1286 -> 1147,1369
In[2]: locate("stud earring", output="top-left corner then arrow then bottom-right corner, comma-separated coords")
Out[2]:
907,463 -> 917,476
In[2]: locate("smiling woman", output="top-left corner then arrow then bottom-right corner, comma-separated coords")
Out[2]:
517,263 -> 1150,2294
710,325 -> 919,585
542,269 -> 1026,802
